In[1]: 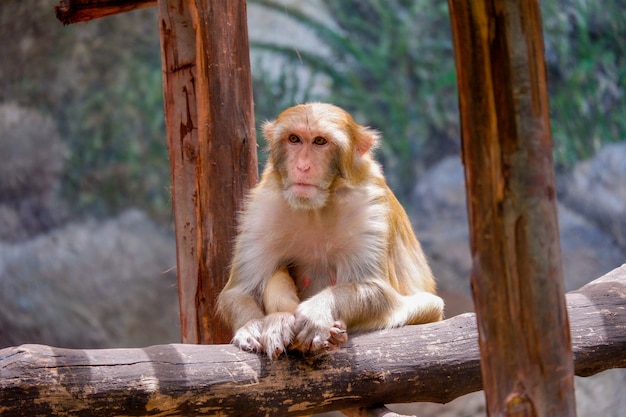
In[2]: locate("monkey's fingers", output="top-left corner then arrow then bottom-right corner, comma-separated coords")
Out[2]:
290,328 -> 317,353
232,319 -> 265,353
292,308 -> 340,353
326,320 -> 348,348
290,323 -> 326,354
261,313 -> 295,360
292,316 -> 319,351
233,334 -> 264,353
292,323 -> 348,354
263,337 -> 287,360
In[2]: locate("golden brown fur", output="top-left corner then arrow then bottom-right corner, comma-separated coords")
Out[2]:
217,103 -> 443,359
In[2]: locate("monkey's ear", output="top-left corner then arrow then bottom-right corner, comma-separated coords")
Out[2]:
355,125 -> 380,157
262,120 -> 276,144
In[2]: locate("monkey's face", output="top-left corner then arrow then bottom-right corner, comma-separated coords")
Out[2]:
278,131 -> 341,210
263,103 -> 378,210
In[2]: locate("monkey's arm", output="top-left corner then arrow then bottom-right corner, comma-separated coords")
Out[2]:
218,270 -> 299,359
217,283 -> 265,334
292,280 -> 443,354
217,192 -> 281,333
220,268 -> 299,359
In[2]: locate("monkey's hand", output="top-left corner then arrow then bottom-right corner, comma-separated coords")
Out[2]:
292,300 -> 348,355
261,312 -> 295,360
231,318 -> 264,353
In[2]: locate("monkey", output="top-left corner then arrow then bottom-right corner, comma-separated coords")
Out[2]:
217,103 -> 444,359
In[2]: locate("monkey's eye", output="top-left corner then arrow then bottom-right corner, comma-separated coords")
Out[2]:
287,134 -> 301,144
313,136 -> 328,146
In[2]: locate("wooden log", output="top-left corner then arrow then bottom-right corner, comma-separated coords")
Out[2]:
448,1 -> 576,416
1,265 -> 624,416
55,0 -> 157,24
157,0 -> 257,344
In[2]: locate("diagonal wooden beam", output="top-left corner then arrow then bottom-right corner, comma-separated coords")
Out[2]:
55,0 -> 156,25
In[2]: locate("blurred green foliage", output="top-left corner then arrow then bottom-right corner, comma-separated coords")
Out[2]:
251,0 -> 626,193
542,0 -> 626,167
251,59 -> 317,167
63,54 -> 168,220
251,0 -> 458,197
1,0 -> 624,223
0,2 -> 170,223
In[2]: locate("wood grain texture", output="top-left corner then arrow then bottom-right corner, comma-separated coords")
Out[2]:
157,0 -> 257,344
1,265 -> 624,416
55,0 -> 157,24
448,1 -> 576,415
191,0 -> 258,345
157,0 -> 201,345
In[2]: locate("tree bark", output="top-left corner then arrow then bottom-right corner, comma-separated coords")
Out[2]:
448,1 -> 576,416
1,265 -> 624,416
157,0 -> 201,344
192,0 -> 258,344
157,0 -> 257,345
55,0 -> 157,24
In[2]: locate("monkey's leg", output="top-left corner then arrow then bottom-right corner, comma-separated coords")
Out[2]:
263,267 -> 300,314
292,281 -> 443,354
393,291 -> 444,326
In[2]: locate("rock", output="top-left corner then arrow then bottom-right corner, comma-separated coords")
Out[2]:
558,204 -> 625,291
0,205 -> 28,241
411,155 -> 467,227
0,103 -> 68,240
0,209 -> 179,349
410,155 -> 473,307
574,369 -> 626,417
411,155 -> 624,298
561,141 -> 626,251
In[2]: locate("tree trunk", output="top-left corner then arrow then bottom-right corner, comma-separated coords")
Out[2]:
157,0 -> 257,344
448,1 -> 576,416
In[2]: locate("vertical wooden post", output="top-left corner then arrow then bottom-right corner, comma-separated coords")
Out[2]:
448,1 -> 576,416
158,0 -> 257,344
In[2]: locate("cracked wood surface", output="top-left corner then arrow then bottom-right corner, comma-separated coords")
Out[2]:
1,265 -> 624,416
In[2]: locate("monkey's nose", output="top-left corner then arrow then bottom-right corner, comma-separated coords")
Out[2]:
297,163 -> 311,172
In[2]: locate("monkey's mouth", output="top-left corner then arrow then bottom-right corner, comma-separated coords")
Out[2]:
290,183 -> 321,197
284,182 -> 330,210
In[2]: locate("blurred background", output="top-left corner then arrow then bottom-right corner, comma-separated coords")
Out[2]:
0,1 -> 624,415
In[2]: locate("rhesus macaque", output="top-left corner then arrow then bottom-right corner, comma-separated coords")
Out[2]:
217,103 -> 444,359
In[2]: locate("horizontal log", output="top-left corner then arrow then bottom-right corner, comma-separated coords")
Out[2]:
55,0 -> 156,25
1,264 -> 624,416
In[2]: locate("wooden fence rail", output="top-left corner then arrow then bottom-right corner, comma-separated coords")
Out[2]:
55,0 -> 156,24
1,264 -> 624,416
